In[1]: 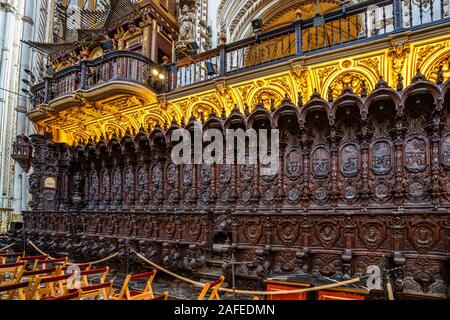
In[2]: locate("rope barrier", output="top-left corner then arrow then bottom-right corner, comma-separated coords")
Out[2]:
0,242 -> 16,251
133,250 -> 204,287
132,250 -> 365,296
24,241 -> 367,296
27,240 -> 121,266
28,240 -> 52,257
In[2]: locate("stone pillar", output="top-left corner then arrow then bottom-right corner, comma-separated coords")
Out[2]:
12,0 -> 36,221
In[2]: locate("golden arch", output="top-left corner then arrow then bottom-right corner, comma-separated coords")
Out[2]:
141,112 -> 168,130
247,87 -> 286,111
187,101 -> 222,122
103,123 -> 126,137
323,69 -> 376,99
421,48 -> 450,82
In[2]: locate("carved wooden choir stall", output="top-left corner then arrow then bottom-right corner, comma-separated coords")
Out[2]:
11,73 -> 450,299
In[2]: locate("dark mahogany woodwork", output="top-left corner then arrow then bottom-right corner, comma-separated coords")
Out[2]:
12,75 -> 450,298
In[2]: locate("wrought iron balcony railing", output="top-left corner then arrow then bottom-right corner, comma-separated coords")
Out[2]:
169,0 -> 450,89
30,51 -> 162,110
30,0 -> 450,108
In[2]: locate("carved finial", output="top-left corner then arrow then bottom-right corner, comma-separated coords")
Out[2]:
231,103 -> 240,114
180,116 -> 186,127
99,132 -> 105,141
112,129 -> 118,139
436,65 -> 444,85
189,113 -> 197,123
412,68 -> 427,83
297,93 -> 303,108
171,117 -> 178,126
360,80 -> 367,97
221,105 -> 227,119
139,123 -> 145,133
200,112 -> 205,123
163,120 -> 168,130
396,73 -> 404,91
282,93 -> 291,104
125,127 -> 131,135
270,98 -> 276,112
209,109 -> 217,119
327,87 -> 334,102
244,103 -> 250,116
88,136 -> 93,143
256,99 -> 264,110
375,76 -> 388,89
310,88 -> 320,99
295,8 -> 302,21
342,85 -> 353,95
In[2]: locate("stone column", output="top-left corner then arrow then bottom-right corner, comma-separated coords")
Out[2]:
12,0 -> 36,222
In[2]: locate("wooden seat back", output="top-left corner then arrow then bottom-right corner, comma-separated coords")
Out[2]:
60,262 -> 91,273
0,280 -> 30,300
20,255 -> 48,271
113,270 -> 157,300
0,261 -> 26,285
197,276 -> 225,300
18,266 -> 62,296
26,273 -> 71,300
40,291 -> 80,300
38,257 -> 68,270
0,252 -> 23,264
68,280 -> 113,300
79,267 -> 109,287
147,291 -> 169,300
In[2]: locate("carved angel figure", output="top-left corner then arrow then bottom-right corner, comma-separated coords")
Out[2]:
179,5 -> 195,42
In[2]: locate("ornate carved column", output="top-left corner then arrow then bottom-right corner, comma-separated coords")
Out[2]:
427,113 -> 443,204
393,117 -> 406,206
300,130 -> 312,206
57,147 -> 69,211
359,122 -> 372,205
328,125 -> 340,205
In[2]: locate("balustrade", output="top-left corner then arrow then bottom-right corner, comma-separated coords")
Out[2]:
30,51 -> 160,110
30,0 -> 450,103
170,0 -> 450,89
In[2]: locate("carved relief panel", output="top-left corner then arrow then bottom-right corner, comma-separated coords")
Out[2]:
135,165 -> 149,209
151,163 -> 164,205
88,171 -> 99,209
110,168 -> 122,210
199,163 -> 213,206
370,137 -> 395,202
181,164 -> 195,206
165,163 -> 178,206
238,162 -> 255,205
404,136 -> 430,201
310,145 -> 331,204
339,142 -> 361,203
284,148 -> 302,205
217,164 -> 233,205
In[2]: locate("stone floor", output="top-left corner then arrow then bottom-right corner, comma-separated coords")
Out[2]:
111,273 -> 251,300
